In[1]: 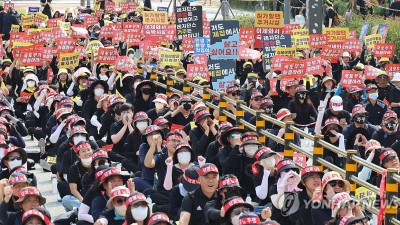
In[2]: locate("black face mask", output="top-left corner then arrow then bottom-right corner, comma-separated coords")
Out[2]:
162,128 -> 170,135
142,88 -> 151,95
224,191 -> 240,200
183,103 -> 191,111
327,129 -> 338,137
355,116 -> 366,124
296,93 -> 307,100
265,108 -> 274,114
244,68 -> 252,73
115,107 -> 121,115
385,121 -> 398,131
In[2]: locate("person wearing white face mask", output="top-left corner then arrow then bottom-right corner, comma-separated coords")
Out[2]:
83,79 -> 109,138
124,192 -> 151,225
147,94 -> 168,122
81,150 -> 111,193
124,75 -> 144,106
0,146 -> 28,181
362,84 -> 387,126
14,73 -> 39,120
94,186 -> 130,225
222,197 -> 254,225
62,141 -> 93,212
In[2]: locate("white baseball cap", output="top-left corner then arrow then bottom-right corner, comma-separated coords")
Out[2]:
330,96 -> 343,111
342,52 -> 350,58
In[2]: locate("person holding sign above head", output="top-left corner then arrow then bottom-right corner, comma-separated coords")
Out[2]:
276,76 -> 299,109
240,73 -> 262,103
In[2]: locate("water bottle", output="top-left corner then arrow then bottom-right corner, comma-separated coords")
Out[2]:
245,194 -> 251,204
304,126 -> 310,146
116,162 -> 121,169
147,195 -> 153,215
52,175 -> 58,194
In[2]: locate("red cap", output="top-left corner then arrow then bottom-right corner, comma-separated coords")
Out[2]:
73,142 -> 91,153
224,197 -> 245,212
198,165 -> 219,177
22,209 -> 50,225
125,193 -> 146,208
226,86 -> 239,93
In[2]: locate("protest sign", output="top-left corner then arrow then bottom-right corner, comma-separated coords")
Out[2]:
10,32 -> 25,45
349,30 -> 356,39
13,45 -> 34,60
22,14 -> 34,26
10,25 -> 19,33
309,34 -> 327,48
31,32 -> 44,45
239,47 -> 260,60
143,11 -> 168,24
269,77 -> 292,96
95,10 -> 104,18
57,21 -> 71,31
276,152 -> 307,167
105,3 -> 115,13
203,21 -> 210,38
71,26 -> 88,39
359,22 -> 369,46
78,13 -> 90,21
182,37 -> 195,51
355,187 -> 376,207
100,25 -> 114,38
47,69 -> 54,84
20,92 -> 33,103
187,64 -> 209,81
281,61 -> 306,78
74,46 -> 86,59
364,65 -> 381,80
192,54 -> 207,64
321,47 -> 342,63
42,47 -> 56,62
47,18 -> 63,29
210,20 -> 239,60
151,47 -> 172,59
4,3 -> 14,9
194,37 -> 210,55
370,23 -> 379,35
292,35 -> 309,48
139,40 -> 161,58
208,60 -> 236,92
163,25 -> 176,42
303,57 -> 324,75
272,55 -> 294,70
378,24 -> 389,43
159,51 -> 181,66
84,16 -> 99,26
254,11 -> 283,48
323,28 -> 348,49
42,31 -> 53,43
120,2 -> 129,11
293,29 -> 308,36
386,64 -> 400,80
364,34 -> 382,49
128,2 -> 139,11
97,48 -> 119,64
157,7 -> 168,12
124,32 -> 141,46
113,30 -> 122,43
85,40 -> 103,54
57,38 -> 77,53
19,34 -> 32,44
34,12 -> 48,24
343,39 -> 362,52
123,22 -> 141,33
262,34 -> 291,70
143,24 -> 168,41
282,24 -> 300,35
28,7 -> 40,15
52,28 -> 68,38
176,6 -> 203,40
239,28 -> 254,42
374,43 -> 394,58
341,70 -> 363,87
275,47 -> 296,58
21,51 -> 42,66
59,52 -> 80,69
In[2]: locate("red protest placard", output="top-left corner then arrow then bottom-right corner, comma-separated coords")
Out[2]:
124,32 -> 142,46
163,24 -> 176,42
364,65 -> 381,80
47,17 -> 63,29
193,54 -> 208,64
74,46 -> 86,59
276,152 -> 307,167
272,55 -> 294,70
41,47 -> 56,62
57,37 -> 76,53
239,47 -> 260,60
374,43 -> 394,58
47,69 -> 54,84
41,31 -> 53,43
114,56 -> 137,72
105,3 -> 115,13
281,61 -> 306,78
113,30 -> 122,43
254,27 -> 282,49
386,64 -> 400,80
110,23 -> 122,31
187,64 -> 209,81
20,34 -> 33,44
170,123 -> 185,132
123,22 -> 141,33
321,47 -> 342,63
203,11 -> 207,21
343,39 -> 362,52
171,12 -> 176,24
151,47 -> 172,59
341,70 -> 363,88
34,17 -> 43,26
9,32 -> 24,45
97,47 -> 119,64
100,25 -> 114,38
309,34 -> 327,48
95,10 -> 104,18
203,21 -> 210,38
21,51 -> 42,66
120,2 -> 129,11
13,46 -> 34,59
269,77 -> 293,96
84,16 -> 99,26
128,2 -> 139,11
139,40 -> 161,58
143,24 -> 168,41
20,92 -> 33,104
239,28 -> 254,41
283,24 -> 300,31
302,57 -> 324,75
71,26 -> 88,39
52,28 -> 68,38
349,30 -> 356,39
182,37 -> 194,51
4,3 -> 14,9
327,42 -> 343,49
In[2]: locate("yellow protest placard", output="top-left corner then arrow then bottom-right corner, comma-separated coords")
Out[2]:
11,24 -> 19,33
27,29 -> 41,35
59,52 -> 80,69
21,14 -> 34,26
293,35 -> 310,48
12,42 -> 33,48
254,11 -> 283,28
293,29 -> 308,36
39,27 -> 53,32
57,21 -> 71,31
142,11 -> 168,24
159,51 -> 181,66
355,187 -> 376,206
323,28 -> 349,43
275,47 -> 296,58
85,40 -> 104,54
35,12 -> 48,23
365,34 -> 382,49
104,20 -> 112,26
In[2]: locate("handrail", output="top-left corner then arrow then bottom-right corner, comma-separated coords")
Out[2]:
222,109 -> 236,120
259,129 -> 284,145
289,143 -> 313,158
205,101 -> 219,111
391,218 -> 400,225
239,119 -> 256,132
351,155 -> 384,175
222,95 -> 237,105
240,104 -> 257,116
357,199 -> 379,215
350,175 -> 380,195
153,81 -> 167,89
259,114 -> 285,127
392,174 -> 400,184
317,139 -> 347,157
317,158 -> 346,176
289,125 -> 314,140
205,88 -> 220,97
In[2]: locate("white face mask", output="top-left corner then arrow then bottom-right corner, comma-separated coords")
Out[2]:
8,159 -> 22,169
95,88 -> 104,96
95,162 -> 109,169
131,206 -> 148,221
114,205 -> 127,217
66,107 -> 73,113
177,152 -> 191,165
0,148 -> 5,159
128,54 -> 134,59
100,74 -> 108,81
134,82 -> 140,89
27,81 -> 35,87
155,103 -> 164,110
261,157 -> 276,169
81,157 -> 92,166
231,214 -> 242,225
244,145 -> 258,156
136,122 -> 148,131
74,136 -> 86,145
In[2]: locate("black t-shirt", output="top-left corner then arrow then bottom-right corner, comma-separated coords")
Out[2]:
165,112 -> 194,126
181,188 -> 217,225
144,0 -> 152,10
68,162 -> 89,196
322,109 -> 351,125
389,87 -> 400,107
110,120 -> 132,155
371,129 -> 398,148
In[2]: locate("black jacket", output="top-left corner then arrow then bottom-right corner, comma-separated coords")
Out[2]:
1,13 -> 18,40
204,139 -> 223,175
98,209 -> 125,225
189,126 -> 216,157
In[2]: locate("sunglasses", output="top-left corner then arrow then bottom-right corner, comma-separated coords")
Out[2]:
283,169 -> 299,174
328,180 -> 345,188
114,198 -> 126,206
225,187 -> 242,194
253,97 -> 262,101
8,156 -> 22,161
231,92 -> 240,97
170,99 -> 179,101
232,207 -> 250,215
230,133 -> 242,138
